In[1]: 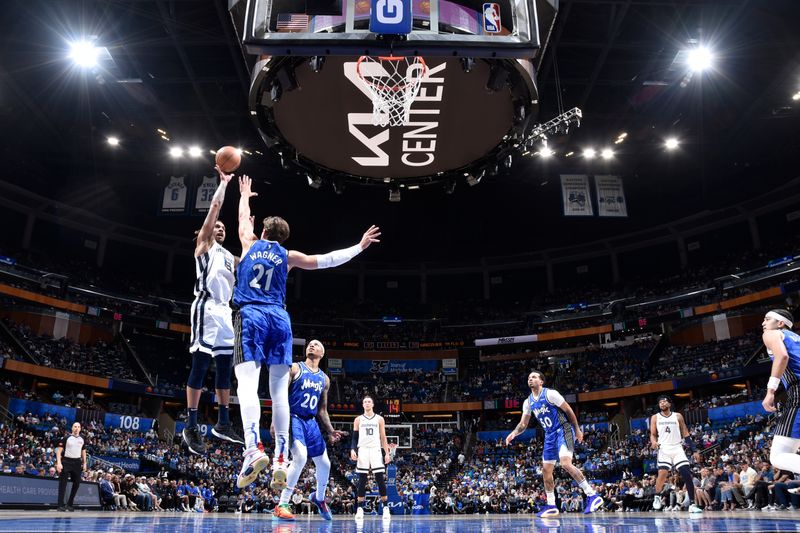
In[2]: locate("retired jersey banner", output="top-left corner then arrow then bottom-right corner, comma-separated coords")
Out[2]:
595,175 -> 627,217
561,175 -> 593,216
161,176 -> 187,213
194,175 -> 217,213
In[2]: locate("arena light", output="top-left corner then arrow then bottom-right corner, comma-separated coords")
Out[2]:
106,136 -> 119,147
188,146 -> 202,158
169,146 -> 183,158
665,138 -> 680,150
687,46 -> 713,72
69,40 -> 98,68
236,147 -> 244,155
793,91 -> 800,101
540,145 -> 554,158
601,148 -> 614,160
583,148 -> 596,160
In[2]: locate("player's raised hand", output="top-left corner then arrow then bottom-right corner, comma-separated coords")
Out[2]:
215,165 -> 234,185
329,430 -> 348,444
239,175 -> 258,198
350,449 -> 358,462
359,225 -> 381,250
762,390 -> 777,413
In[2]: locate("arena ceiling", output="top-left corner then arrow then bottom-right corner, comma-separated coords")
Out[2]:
1,0 -> 799,261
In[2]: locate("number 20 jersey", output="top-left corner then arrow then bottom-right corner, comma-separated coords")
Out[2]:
289,362 -> 326,419
233,240 -> 288,308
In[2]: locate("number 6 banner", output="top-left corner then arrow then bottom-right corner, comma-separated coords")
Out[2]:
161,176 -> 187,214
370,0 -> 412,34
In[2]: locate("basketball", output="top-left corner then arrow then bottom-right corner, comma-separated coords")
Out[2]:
215,146 -> 241,173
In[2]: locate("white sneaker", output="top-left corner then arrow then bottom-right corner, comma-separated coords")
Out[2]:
689,504 -> 703,514
270,455 -> 289,491
355,507 -> 364,520
653,495 -> 662,510
383,506 -> 391,520
237,448 -> 270,488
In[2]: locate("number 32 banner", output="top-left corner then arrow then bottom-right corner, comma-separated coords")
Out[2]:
194,175 -> 217,213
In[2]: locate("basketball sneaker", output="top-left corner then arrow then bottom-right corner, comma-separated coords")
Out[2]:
270,454 -> 288,491
653,495 -> 663,510
273,503 -> 295,521
536,505 -> 559,517
311,494 -> 332,520
211,423 -> 245,445
584,494 -> 603,514
237,448 -> 270,488
689,503 -> 703,514
355,507 -> 365,520
182,426 -> 206,455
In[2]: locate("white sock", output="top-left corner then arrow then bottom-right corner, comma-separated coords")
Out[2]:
546,491 -> 555,506
280,442 -> 306,504
269,364 -> 291,460
235,361 -> 262,451
579,479 -> 596,496
280,488 -> 293,505
313,450 -> 331,501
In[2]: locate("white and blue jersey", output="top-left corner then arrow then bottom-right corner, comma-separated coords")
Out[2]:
770,330 -> 800,438
523,387 -> 575,463
289,363 -> 328,457
233,240 -> 292,366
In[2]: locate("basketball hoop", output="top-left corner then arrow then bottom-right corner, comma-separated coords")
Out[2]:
388,443 -> 399,460
356,56 -> 427,127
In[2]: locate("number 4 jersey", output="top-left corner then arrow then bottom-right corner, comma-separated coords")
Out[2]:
234,240 -> 288,308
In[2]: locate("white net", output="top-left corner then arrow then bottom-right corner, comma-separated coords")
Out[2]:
356,56 -> 427,127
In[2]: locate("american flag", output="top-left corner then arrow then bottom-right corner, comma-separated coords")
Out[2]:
276,13 -> 309,31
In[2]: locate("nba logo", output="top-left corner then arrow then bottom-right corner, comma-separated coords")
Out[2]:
483,3 -> 501,33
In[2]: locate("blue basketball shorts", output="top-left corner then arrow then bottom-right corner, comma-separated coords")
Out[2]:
233,305 -> 293,366
291,415 -> 326,458
542,428 -> 575,464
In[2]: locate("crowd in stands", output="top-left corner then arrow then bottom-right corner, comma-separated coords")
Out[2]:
552,339 -> 656,393
651,334 -> 760,380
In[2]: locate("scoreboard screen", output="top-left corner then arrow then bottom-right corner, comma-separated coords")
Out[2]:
386,398 -> 402,415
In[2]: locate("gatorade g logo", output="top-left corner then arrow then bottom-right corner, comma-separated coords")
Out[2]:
376,0 -> 403,24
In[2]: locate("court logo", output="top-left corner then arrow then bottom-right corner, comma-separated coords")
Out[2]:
483,3 -> 501,33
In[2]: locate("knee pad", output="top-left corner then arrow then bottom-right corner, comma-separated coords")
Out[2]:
214,353 -> 233,390
375,472 -> 387,497
357,473 -> 368,497
187,351 -> 212,390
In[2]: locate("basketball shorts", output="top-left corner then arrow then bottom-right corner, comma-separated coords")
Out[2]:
233,305 -> 293,366
775,404 -> 800,439
657,444 -> 690,470
291,415 -> 326,458
542,428 -> 574,464
356,447 -> 385,474
189,299 -> 234,357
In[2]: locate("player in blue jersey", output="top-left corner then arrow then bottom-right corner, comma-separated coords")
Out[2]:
272,340 -> 347,521
761,309 -> 800,476
233,176 -> 379,490
505,370 -> 603,517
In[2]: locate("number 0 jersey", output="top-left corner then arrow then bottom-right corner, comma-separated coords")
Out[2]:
289,362 -> 327,419
523,387 -> 570,437
233,240 -> 288,308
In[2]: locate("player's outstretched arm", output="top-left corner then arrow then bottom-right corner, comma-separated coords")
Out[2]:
350,416 -> 360,461
763,330 -> 788,413
649,414 -> 659,449
195,166 -> 233,257
238,175 -> 259,255
287,225 -> 381,271
505,412 -> 531,445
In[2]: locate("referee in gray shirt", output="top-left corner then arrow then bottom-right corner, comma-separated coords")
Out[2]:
56,422 -> 87,511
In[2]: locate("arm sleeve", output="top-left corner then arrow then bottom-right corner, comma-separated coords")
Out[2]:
315,244 -> 362,269
351,430 -> 358,451
522,398 -> 532,415
546,389 -> 565,407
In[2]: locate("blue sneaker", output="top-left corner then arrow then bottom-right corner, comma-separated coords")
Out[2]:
537,505 -> 560,517
311,494 -> 332,521
584,494 -> 603,514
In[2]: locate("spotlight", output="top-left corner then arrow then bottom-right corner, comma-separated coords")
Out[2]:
687,46 -> 713,72
601,148 -> 614,160
665,138 -> 680,150
389,185 -> 401,202
792,91 -> 800,101
236,147 -> 244,155
169,147 -> 183,158
306,174 -> 323,189
617,132 -> 628,139
69,40 -> 98,68
565,151 -> 574,158
107,136 -> 119,147
540,145 -> 553,158
188,146 -> 202,158
583,148 -> 596,159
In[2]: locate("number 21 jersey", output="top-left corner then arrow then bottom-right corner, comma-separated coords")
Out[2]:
234,240 -> 288,307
